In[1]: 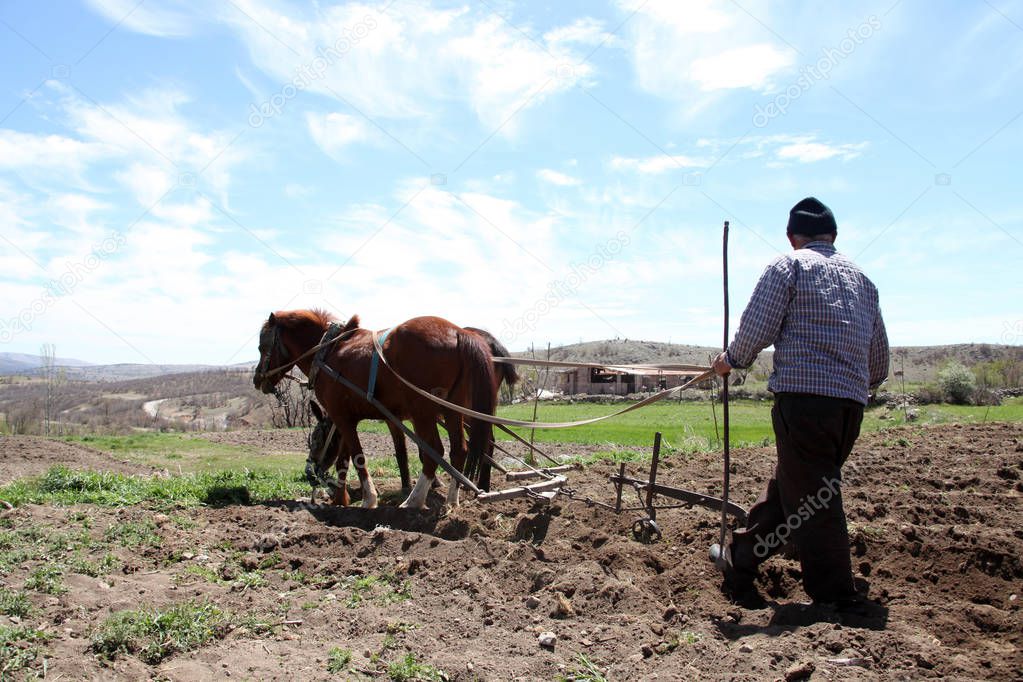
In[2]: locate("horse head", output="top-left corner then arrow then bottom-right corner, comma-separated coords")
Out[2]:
253,312 -> 289,394
305,400 -> 341,488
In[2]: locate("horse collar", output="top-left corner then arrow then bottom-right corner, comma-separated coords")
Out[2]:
306,321 -> 347,390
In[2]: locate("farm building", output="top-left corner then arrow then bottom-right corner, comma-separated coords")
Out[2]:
557,366 -> 708,396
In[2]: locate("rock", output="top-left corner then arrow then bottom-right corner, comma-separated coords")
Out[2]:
663,604 -> 678,621
641,644 -> 654,658
913,653 -> 935,670
253,535 -> 280,552
152,513 -> 170,526
1010,594 -> 1018,603
181,552 -> 195,560
739,643 -> 754,654
538,632 -> 557,649
240,554 -> 260,571
525,596 -> 541,609
784,661 -> 815,681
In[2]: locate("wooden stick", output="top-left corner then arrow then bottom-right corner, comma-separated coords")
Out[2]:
719,220 -> 731,551
504,464 -> 578,481
476,476 -> 566,503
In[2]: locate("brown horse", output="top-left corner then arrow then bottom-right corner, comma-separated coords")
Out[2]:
254,310 -> 497,509
305,327 -> 519,505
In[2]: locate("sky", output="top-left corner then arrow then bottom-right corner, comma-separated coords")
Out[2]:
0,0 -> 1021,365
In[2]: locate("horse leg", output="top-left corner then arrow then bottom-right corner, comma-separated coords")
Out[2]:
330,442 -> 351,507
400,415 -> 443,510
387,420 -> 412,492
444,412 -> 466,509
341,427 -> 377,509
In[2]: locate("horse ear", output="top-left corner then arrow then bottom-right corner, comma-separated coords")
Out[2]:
309,401 -> 323,421
268,312 -> 277,324
341,315 -> 360,334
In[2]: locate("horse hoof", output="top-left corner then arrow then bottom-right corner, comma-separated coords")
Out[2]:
362,500 -> 378,510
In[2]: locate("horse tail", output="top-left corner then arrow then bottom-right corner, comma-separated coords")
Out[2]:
457,329 -> 496,491
464,326 -> 519,388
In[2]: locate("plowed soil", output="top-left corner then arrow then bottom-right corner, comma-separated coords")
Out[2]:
1,422 -> 1020,680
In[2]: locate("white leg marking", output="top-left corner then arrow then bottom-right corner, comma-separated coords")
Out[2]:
361,477 -> 378,509
445,478 -> 460,509
399,473 -> 432,509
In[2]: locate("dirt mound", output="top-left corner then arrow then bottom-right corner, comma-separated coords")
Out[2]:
2,423 -> 1020,680
0,435 -> 155,484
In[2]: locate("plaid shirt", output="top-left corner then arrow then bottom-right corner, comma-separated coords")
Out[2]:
726,241 -> 889,404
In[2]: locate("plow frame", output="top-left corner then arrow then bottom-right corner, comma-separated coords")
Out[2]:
608,431 -> 748,543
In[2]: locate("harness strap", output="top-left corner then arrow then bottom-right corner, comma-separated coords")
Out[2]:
307,347 -> 480,494
366,328 -> 391,401
305,322 -> 346,390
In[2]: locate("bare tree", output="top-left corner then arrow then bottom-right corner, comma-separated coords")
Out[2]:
39,343 -> 64,436
268,380 -> 313,428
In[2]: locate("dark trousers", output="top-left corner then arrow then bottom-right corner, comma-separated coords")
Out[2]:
731,392 -> 864,602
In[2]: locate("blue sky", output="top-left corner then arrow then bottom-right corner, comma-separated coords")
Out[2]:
0,0 -> 1021,365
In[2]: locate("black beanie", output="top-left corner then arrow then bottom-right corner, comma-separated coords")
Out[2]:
786,197 -> 837,236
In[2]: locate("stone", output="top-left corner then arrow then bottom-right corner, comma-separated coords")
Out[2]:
739,643 -> 754,654
784,661 -> 815,681
525,596 -> 541,609
538,632 -> 557,649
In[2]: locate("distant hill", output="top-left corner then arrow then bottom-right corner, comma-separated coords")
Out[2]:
0,352 -> 93,374
0,354 -> 255,381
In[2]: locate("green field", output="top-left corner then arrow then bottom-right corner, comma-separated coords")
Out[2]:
362,396 -> 1023,450
51,398 -> 1023,482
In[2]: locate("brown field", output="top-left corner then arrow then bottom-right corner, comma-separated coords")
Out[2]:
0,423 -> 1020,680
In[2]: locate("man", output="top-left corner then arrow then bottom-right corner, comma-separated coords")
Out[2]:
710,197 -> 889,610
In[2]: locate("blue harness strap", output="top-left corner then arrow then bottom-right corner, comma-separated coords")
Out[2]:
366,328 -> 391,401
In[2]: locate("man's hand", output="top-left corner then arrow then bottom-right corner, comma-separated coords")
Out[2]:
712,351 -> 732,377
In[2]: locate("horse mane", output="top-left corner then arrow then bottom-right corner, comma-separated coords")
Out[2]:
271,308 -> 349,331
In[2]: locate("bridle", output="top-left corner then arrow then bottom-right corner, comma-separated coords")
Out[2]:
254,325 -> 298,394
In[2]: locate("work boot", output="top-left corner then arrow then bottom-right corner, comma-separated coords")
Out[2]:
709,543 -> 757,596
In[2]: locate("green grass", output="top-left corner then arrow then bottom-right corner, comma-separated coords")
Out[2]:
0,589 -> 32,618
327,646 -> 353,675
104,520 -> 162,549
386,653 -> 445,682
24,565 -> 65,595
63,433 -> 281,473
0,465 -> 308,509
357,398 -> 1023,452
90,600 -> 228,664
0,625 -> 51,677
556,654 -> 610,682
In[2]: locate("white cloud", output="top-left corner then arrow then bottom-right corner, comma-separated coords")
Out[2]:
689,44 -> 795,92
544,17 -> 618,48
537,169 -> 581,186
86,0 -> 599,132
305,112 -> 372,159
775,140 -> 867,163
608,154 -> 706,174
619,0 -> 795,103
83,0 -> 197,37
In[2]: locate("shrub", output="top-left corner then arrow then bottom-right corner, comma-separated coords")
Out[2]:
938,361 -> 976,404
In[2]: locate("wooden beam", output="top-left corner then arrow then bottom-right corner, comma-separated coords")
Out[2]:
476,476 -> 567,503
